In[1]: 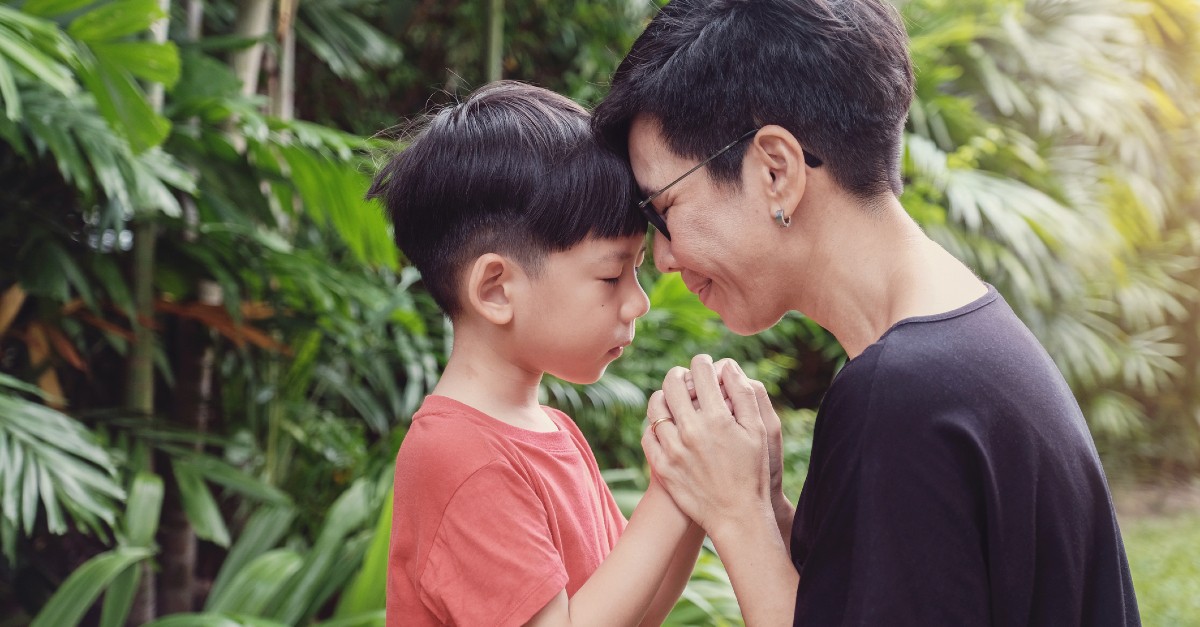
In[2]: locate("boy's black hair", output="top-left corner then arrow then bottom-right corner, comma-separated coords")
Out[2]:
368,81 -> 647,317
593,0 -> 914,199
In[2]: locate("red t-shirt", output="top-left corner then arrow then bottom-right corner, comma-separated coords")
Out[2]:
387,395 -> 628,626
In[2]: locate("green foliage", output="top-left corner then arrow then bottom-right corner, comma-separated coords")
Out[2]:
665,550 -> 743,626
29,471 -> 162,627
0,374 -> 124,560
1123,512 -> 1200,626
99,472 -> 163,627
29,546 -> 154,627
333,489 -> 392,619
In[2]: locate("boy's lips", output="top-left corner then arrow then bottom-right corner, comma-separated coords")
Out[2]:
608,338 -> 633,356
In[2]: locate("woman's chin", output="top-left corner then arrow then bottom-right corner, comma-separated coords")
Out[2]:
720,308 -> 786,337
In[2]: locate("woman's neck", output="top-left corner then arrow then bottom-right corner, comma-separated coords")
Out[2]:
793,197 -> 986,359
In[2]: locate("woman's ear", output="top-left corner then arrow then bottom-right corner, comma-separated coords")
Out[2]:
465,253 -> 519,325
747,125 -> 807,225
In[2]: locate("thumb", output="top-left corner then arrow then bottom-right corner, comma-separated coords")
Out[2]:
641,422 -> 664,474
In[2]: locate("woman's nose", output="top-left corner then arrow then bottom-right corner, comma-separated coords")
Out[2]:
652,230 -> 678,274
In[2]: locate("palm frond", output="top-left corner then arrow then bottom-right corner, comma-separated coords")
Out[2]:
0,374 -> 124,560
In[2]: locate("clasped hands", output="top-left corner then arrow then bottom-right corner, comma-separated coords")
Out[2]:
641,354 -> 786,537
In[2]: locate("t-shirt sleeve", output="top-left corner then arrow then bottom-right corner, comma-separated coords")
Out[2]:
418,460 -> 567,626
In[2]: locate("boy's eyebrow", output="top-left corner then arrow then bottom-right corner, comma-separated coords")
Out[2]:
597,245 -> 648,263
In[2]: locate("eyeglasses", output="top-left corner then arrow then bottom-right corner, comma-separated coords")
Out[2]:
637,128 -> 823,240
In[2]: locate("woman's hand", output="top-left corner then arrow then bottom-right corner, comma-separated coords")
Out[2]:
748,376 -> 786,505
641,354 -> 772,535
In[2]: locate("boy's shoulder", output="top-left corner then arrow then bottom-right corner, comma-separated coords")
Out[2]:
394,397 -> 588,489
397,397 -> 509,473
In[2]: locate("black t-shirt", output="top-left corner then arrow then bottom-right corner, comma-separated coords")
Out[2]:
790,285 -> 1139,626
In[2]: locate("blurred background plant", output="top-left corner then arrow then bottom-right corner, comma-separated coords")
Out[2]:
0,0 -> 1196,625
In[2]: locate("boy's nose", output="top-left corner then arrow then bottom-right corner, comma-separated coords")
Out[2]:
652,230 -> 679,274
623,278 -> 651,322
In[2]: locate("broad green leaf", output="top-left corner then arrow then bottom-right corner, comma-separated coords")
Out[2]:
171,459 -> 231,547
172,452 -> 289,504
0,373 -> 47,397
312,533 -> 373,622
67,0 -> 164,42
315,611 -> 386,627
92,41 -> 180,87
0,50 -> 20,119
0,432 -> 20,530
206,505 -> 296,610
144,613 -> 290,627
30,547 -> 152,627
99,566 -> 141,627
0,12 -> 77,97
21,453 -> 41,532
266,480 -> 372,624
279,146 -> 397,269
75,46 -> 170,153
333,487 -> 392,617
124,472 -> 164,546
37,456 -> 66,534
205,549 -> 303,615
22,0 -> 97,18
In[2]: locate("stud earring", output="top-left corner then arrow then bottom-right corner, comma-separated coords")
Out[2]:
774,209 -> 792,228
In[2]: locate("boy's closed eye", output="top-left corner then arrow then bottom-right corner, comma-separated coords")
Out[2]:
599,249 -> 646,285
601,264 -> 639,285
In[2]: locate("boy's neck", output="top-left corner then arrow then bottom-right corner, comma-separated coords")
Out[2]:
431,326 -> 557,432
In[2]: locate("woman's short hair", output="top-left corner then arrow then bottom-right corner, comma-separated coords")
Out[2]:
593,0 -> 914,199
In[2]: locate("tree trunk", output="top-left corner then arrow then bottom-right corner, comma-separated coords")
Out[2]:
159,283 -> 219,613
230,0 -> 275,97
485,0 -> 503,82
156,1 -> 213,615
268,0 -> 297,120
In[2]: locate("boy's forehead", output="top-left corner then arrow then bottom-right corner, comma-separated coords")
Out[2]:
563,235 -> 647,262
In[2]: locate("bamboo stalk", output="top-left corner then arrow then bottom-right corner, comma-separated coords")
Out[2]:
127,1 -> 173,622
485,0 -> 503,82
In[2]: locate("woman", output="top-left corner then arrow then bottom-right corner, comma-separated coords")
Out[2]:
592,1 -> 1140,625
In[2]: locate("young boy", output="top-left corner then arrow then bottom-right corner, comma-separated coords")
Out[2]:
368,81 -> 705,626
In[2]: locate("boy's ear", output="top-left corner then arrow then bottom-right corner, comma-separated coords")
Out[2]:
747,125 -> 807,225
465,253 -> 521,325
